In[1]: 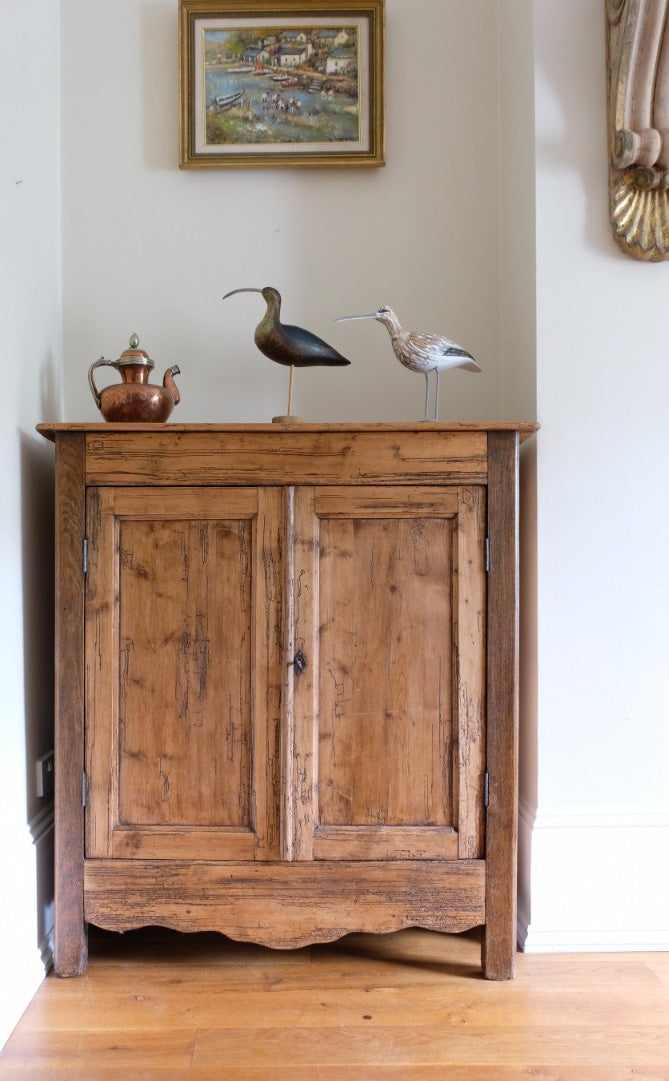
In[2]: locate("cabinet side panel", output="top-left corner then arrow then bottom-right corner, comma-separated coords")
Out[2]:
54,434 -> 88,976
483,431 -> 519,980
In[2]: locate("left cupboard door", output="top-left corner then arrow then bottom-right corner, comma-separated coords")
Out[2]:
84,487 -> 284,861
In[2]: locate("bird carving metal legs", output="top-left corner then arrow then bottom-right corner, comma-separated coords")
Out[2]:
423,370 -> 441,422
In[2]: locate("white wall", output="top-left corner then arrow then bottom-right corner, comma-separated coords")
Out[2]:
0,0 -> 63,1048
524,0 -> 669,950
61,0 -> 502,424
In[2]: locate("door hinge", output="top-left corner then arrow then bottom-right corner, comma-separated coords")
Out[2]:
485,537 -> 490,573
82,538 -> 88,575
82,771 -> 88,807
484,771 -> 490,808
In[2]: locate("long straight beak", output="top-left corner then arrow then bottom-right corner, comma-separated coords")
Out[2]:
222,288 -> 263,299
335,313 -> 378,322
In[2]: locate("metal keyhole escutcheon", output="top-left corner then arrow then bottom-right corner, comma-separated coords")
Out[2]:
292,648 -> 307,676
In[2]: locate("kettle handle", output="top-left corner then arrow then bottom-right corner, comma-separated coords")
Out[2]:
88,357 -> 116,410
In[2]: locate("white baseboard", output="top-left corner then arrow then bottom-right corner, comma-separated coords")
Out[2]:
517,799 -> 669,953
523,928 -> 669,952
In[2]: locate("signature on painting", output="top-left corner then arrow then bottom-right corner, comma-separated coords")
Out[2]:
204,27 -> 360,145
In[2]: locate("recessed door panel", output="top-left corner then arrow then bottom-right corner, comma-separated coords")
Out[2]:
85,487 -> 282,861
117,517 -> 251,829
318,515 -> 453,828
288,486 -> 486,862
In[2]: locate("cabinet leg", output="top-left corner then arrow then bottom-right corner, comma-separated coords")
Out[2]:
481,923 -> 516,980
484,431 -> 520,982
54,918 -> 88,977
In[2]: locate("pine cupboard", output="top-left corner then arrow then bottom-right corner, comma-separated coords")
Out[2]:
39,422 -> 537,980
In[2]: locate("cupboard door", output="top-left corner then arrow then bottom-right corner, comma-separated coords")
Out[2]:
85,487 -> 282,861
287,486 -> 486,861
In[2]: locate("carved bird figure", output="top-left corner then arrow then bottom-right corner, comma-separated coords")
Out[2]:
223,285 -> 351,420
336,305 -> 481,421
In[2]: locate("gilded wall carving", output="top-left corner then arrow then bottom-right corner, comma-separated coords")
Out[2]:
607,0 -> 669,260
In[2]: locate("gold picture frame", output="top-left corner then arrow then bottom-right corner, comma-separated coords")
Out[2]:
179,0 -> 385,168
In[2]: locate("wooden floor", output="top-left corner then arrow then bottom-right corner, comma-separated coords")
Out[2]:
0,927 -> 667,1080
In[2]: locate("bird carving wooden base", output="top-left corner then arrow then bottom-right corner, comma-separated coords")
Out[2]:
223,286 -> 350,422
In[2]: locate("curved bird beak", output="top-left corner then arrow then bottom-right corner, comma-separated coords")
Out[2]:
222,288 -> 263,299
335,313 -> 378,322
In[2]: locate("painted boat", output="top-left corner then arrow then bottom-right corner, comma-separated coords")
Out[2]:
213,89 -> 244,110
227,65 -> 253,74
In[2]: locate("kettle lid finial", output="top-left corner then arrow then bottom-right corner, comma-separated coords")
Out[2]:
118,332 -> 154,368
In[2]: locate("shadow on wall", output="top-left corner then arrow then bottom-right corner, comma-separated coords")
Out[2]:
19,354 -> 60,966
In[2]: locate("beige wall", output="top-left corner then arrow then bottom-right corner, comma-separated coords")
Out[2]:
61,0 -> 503,424
0,0 -> 63,1048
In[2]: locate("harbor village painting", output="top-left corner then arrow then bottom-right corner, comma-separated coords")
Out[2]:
203,26 -> 360,146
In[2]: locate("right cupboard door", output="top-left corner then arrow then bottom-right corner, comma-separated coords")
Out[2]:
287,486 -> 487,863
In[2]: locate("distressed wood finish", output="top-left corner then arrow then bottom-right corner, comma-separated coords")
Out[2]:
41,423 -> 536,979
83,429 -> 488,486
455,486 -> 487,860
483,430 -> 520,980
85,486 -> 282,863
54,434 -> 87,977
291,486 -> 485,864
83,860 -> 486,944
38,421 -> 539,440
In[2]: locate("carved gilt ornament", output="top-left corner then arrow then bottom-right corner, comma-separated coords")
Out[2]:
607,0 -> 669,259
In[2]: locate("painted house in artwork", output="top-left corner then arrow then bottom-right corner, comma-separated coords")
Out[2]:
277,45 -> 309,67
326,48 -> 357,74
242,46 -> 270,65
315,28 -> 352,48
281,30 -> 308,44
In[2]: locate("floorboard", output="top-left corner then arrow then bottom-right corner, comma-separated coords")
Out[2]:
1,927 -> 667,1079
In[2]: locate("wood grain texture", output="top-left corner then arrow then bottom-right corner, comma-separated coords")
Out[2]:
316,496 -> 455,833
39,423 -> 535,981
455,486 -> 487,859
83,860 -> 485,946
2,926 -> 666,1081
37,420 -> 539,440
285,486 -> 318,860
312,825 -> 459,860
86,487 -> 281,862
483,431 -> 520,980
53,433 -> 87,977
82,430 -> 489,486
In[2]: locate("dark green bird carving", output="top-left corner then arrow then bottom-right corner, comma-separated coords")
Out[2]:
223,286 -> 351,368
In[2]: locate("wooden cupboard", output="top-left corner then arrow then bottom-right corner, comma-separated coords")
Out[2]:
39,423 -> 536,980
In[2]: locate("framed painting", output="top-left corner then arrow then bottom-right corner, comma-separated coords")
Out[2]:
179,0 -> 385,168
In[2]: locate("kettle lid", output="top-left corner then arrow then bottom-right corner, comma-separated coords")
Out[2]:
117,333 -> 154,369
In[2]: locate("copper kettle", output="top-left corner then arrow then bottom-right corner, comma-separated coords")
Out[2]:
88,334 -> 181,422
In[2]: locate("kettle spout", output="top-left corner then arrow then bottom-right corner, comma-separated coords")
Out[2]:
163,364 -> 181,405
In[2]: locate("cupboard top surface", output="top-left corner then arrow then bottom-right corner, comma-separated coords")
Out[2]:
38,421 -> 538,442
